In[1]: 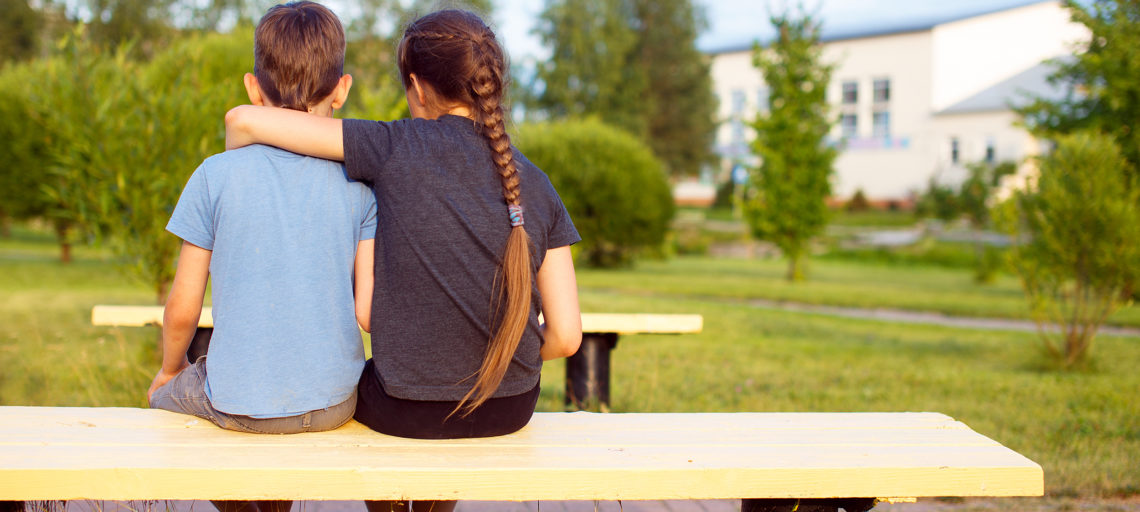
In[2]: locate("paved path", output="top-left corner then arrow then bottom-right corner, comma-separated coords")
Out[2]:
741,298 -> 1140,338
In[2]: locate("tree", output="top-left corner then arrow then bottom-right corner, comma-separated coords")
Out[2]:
516,119 -> 674,267
24,28 -> 252,302
745,9 -> 836,281
997,132 -> 1140,368
532,0 -> 645,135
531,0 -> 716,177
1017,0 -> 1140,183
0,0 -> 42,63
632,0 -> 717,177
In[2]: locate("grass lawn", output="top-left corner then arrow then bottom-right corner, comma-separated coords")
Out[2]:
2,225 -> 1138,498
577,256 -> 1140,328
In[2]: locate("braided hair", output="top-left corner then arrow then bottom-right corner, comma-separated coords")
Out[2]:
397,10 -> 531,417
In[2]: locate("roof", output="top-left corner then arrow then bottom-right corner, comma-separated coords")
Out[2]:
936,59 -> 1070,115
705,0 -> 1053,55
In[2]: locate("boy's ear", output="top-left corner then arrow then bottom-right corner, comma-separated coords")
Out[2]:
243,73 -> 266,106
329,74 -> 353,110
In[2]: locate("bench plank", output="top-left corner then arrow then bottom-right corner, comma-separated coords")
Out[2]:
90,306 -> 703,334
0,407 -> 1042,502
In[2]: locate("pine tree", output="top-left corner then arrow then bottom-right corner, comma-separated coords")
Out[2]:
531,0 -> 716,177
632,0 -> 717,177
745,10 -> 836,281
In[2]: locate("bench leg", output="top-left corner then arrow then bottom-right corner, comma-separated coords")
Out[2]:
742,498 -> 877,512
187,327 -> 213,361
564,333 -> 618,411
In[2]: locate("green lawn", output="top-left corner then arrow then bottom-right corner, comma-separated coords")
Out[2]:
577,256 -> 1140,328
2,226 -> 1138,498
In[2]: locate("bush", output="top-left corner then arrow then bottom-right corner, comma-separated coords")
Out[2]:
997,132 -> 1140,368
515,119 -> 674,267
846,188 -> 870,212
914,177 -> 960,222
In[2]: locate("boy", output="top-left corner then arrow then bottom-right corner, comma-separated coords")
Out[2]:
147,1 -> 376,436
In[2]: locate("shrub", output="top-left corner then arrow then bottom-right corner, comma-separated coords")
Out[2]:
515,119 -> 674,267
846,188 -> 870,212
997,132 -> 1140,368
914,177 -> 960,222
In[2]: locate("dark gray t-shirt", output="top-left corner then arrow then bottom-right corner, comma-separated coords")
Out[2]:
343,115 -> 580,401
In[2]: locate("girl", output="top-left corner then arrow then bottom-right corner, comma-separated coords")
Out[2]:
226,3 -> 581,480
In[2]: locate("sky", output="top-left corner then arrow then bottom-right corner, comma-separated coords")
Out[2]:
491,0 -> 1049,61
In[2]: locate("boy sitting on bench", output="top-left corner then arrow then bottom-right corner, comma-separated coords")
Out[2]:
147,1 -> 375,437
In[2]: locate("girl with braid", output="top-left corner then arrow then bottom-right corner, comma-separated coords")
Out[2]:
226,5 -> 581,466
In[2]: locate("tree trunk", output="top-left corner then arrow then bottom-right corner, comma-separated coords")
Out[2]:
54,222 -> 71,264
785,253 -> 805,282
156,280 -> 170,306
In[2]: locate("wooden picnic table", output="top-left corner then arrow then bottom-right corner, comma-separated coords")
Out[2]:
91,305 -> 703,411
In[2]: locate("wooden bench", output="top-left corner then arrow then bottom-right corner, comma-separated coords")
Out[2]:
90,305 -> 704,411
0,407 -> 1042,511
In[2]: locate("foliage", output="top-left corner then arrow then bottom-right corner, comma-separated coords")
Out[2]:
958,161 -> 1017,283
997,132 -> 1140,368
30,29 -> 252,302
846,189 -> 870,212
0,0 -> 42,63
531,0 -> 716,178
914,177 -> 961,222
745,8 -> 836,281
515,118 -> 674,267
630,0 -> 718,178
959,161 -> 1017,229
2,11 -> 412,301
1017,0 -> 1140,182
0,60 -> 53,232
532,0 -> 644,133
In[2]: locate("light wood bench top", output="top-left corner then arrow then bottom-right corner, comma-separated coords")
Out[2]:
91,305 -> 704,335
0,407 -> 1041,501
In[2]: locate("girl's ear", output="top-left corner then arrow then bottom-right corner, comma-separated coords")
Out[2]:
409,74 -> 429,109
243,73 -> 266,106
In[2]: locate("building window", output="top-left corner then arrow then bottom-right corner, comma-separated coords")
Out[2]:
757,87 -> 769,112
841,114 -> 857,138
985,137 -> 996,163
842,81 -> 858,104
951,137 -> 961,164
872,112 -> 890,139
731,89 -> 746,117
873,78 -> 891,103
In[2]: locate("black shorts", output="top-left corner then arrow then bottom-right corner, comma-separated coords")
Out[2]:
353,358 -> 539,439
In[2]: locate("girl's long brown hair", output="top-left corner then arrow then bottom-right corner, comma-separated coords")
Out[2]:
397,10 -> 531,417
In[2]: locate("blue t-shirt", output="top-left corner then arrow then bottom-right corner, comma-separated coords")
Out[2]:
166,144 -> 377,418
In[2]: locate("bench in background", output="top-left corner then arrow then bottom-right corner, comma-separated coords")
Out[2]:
90,305 -> 704,411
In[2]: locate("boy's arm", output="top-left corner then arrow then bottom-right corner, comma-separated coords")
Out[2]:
537,246 -> 582,361
147,241 -> 211,400
225,105 -> 345,160
354,239 -> 374,332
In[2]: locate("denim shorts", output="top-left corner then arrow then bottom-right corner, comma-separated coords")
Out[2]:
149,356 -> 356,434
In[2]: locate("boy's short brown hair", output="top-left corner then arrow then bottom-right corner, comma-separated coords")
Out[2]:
254,1 -> 345,112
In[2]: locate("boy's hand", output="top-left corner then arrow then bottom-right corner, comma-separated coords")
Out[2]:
147,357 -> 189,402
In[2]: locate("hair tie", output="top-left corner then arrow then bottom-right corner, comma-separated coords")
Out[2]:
508,204 -> 524,227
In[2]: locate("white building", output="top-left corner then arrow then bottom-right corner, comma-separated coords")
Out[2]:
708,0 -> 1088,201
